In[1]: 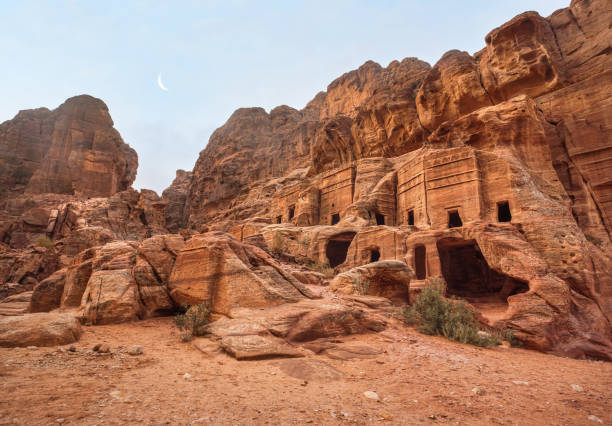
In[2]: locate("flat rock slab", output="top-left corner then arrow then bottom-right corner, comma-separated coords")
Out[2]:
325,344 -> 384,360
344,295 -> 393,309
220,335 -> 304,360
193,338 -> 222,357
0,292 -> 32,316
207,317 -> 268,337
277,358 -> 344,382
0,313 -> 81,347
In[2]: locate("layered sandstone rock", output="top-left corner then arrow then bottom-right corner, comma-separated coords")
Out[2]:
329,260 -> 414,303
25,235 -> 182,324
0,313 -> 81,347
1,0 -> 610,360
0,95 -> 137,199
416,50 -> 492,132
168,232 -> 316,315
162,169 -> 192,232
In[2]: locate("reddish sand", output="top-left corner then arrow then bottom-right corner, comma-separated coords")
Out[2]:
0,317 -> 610,425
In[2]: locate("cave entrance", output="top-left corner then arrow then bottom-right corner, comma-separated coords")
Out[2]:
436,238 -> 528,322
414,245 -> 426,280
375,212 -> 385,225
326,232 -> 356,268
276,215 -> 282,224
288,205 -> 295,221
330,213 -> 340,225
407,209 -> 415,226
370,248 -> 380,262
497,201 -> 512,222
447,210 -> 463,228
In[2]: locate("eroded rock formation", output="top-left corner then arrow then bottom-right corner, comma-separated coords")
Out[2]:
1,0 -> 610,360
0,95 -> 137,199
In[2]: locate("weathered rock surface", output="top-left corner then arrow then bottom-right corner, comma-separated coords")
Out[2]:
0,291 -> 32,316
329,260 -> 414,302
162,169 -> 192,233
0,95 -> 137,199
210,300 -> 387,343
1,0 -> 610,361
29,269 -> 66,313
168,232 -> 316,314
416,50 -> 492,132
219,335 -> 304,360
0,313 -> 81,347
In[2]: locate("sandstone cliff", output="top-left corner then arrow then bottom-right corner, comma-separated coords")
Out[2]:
165,0 -> 612,360
0,95 -> 137,199
0,0 -> 610,362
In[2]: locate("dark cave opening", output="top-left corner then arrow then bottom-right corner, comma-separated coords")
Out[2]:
375,212 -> 385,225
436,238 -> 529,319
370,248 -> 380,262
407,209 -> 415,226
414,245 -> 426,280
497,201 -> 512,222
448,210 -> 463,228
330,213 -> 340,225
325,232 -> 356,268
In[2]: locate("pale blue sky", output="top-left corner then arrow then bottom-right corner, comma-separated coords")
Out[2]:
0,0 -> 569,193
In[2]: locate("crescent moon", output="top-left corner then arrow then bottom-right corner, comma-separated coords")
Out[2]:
157,73 -> 169,91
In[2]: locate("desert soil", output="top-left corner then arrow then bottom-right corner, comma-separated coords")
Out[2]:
0,317 -> 610,425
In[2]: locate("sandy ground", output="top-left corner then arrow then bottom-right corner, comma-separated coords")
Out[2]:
0,317 -> 610,425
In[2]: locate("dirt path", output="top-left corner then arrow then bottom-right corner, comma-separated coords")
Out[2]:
1,317 -> 610,425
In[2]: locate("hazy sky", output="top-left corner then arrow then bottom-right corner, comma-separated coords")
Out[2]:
1,0 -> 569,194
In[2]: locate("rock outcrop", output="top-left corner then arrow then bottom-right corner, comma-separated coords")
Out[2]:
0,313 -> 81,347
162,0 -> 611,360
329,260 -> 414,303
1,0 -> 610,360
168,232 -> 316,315
0,95 -> 137,199
162,169 -> 192,232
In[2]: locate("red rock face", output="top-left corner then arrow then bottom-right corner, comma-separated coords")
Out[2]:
416,50 -> 493,132
169,0 -> 611,360
477,11 -> 565,103
1,0 -> 610,361
185,106 -> 317,227
0,95 -> 137,198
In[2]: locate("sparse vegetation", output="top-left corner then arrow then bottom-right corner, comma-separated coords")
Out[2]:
305,261 -> 334,278
269,232 -> 288,257
502,328 -> 522,348
35,236 -> 54,249
173,302 -> 211,342
402,277 -> 500,347
352,277 -> 371,295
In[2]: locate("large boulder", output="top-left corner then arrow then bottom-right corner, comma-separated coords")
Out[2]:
79,236 -> 181,324
168,232 -> 316,315
329,260 -> 414,303
0,313 -> 81,347
29,269 -> 67,313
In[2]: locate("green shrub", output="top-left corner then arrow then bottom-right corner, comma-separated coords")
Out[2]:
402,277 -> 499,347
502,329 -> 522,348
36,236 -> 54,249
352,278 -> 371,295
173,302 -> 211,342
306,261 -> 334,278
